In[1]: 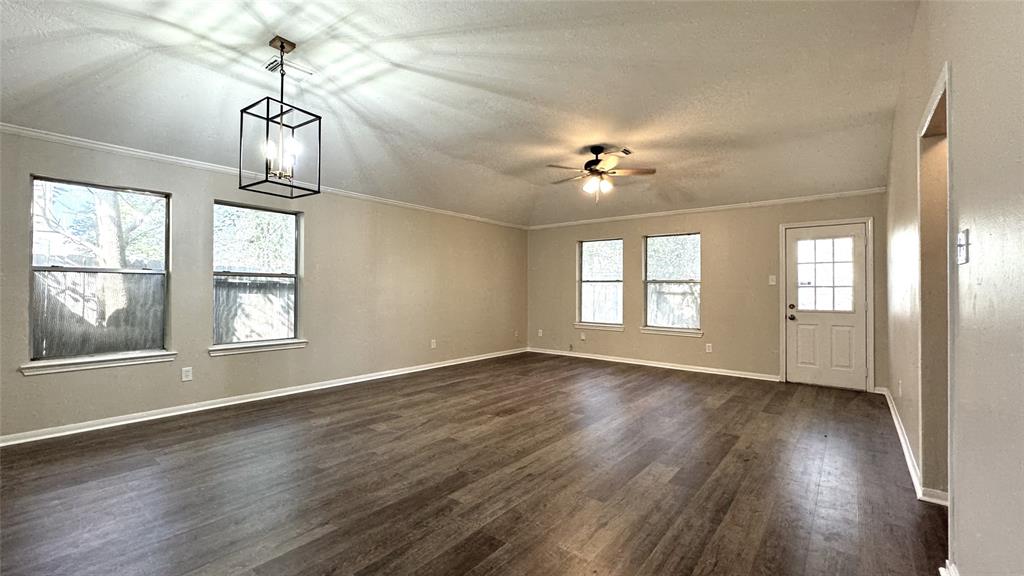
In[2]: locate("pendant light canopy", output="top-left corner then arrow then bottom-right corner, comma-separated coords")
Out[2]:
239,36 -> 321,199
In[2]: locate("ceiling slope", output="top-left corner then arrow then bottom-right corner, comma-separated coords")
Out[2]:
0,1 -> 917,226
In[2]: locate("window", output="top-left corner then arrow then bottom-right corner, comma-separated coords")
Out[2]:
30,178 -> 168,360
796,237 -> 854,312
579,239 -> 623,325
645,233 -> 701,330
213,203 -> 298,344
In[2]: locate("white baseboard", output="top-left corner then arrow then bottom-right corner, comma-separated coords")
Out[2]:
0,348 -> 528,447
527,347 -> 780,382
873,387 -> 949,507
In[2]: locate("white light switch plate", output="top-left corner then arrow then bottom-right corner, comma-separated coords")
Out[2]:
768,275 -> 777,285
181,367 -> 193,382
956,229 -> 970,264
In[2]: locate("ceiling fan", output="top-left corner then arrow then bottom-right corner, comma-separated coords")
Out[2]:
547,145 -> 656,202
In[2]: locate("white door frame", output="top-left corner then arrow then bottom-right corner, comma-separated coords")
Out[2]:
917,62 -> 955,561
778,217 -> 875,391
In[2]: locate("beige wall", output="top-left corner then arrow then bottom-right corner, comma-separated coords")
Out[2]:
919,134 -> 948,491
0,134 -> 528,436
886,1 -> 1024,573
527,194 -> 888,383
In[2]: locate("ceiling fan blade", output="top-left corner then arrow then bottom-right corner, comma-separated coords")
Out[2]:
606,168 -> 656,176
551,174 -> 586,184
595,155 -> 619,171
546,164 -> 585,171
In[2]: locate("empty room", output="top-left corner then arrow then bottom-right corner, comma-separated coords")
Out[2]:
1,1 -> 1021,575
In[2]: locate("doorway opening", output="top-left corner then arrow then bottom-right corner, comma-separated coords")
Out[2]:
918,83 -> 949,497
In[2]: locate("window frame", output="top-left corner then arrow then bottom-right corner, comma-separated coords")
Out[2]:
211,200 -> 302,348
643,232 -> 702,334
576,238 -> 624,328
27,175 -> 172,362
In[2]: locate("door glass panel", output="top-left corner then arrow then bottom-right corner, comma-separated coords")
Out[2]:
833,237 -> 854,262
834,262 -> 854,286
798,263 -> 815,287
795,236 -> 855,312
815,287 -> 834,310
814,263 -> 833,286
797,240 -> 815,263
798,287 -> 815,310
815,239 -> 833,262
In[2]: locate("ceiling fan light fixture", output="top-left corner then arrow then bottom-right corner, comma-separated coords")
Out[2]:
582,175 -> 602,194
599,177 -> 614,194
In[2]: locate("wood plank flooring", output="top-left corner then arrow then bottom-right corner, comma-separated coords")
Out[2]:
0,352 -> 947,576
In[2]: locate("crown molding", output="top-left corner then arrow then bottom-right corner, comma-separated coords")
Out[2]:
0,123 -> 527,230
526,186 -> 887,230
2,122 -> 885,232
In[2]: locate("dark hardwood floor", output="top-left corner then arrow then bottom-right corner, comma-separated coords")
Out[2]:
0,352 -> 947,576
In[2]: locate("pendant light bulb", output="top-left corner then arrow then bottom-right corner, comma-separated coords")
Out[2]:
600,177 -> 614,194
582,175 -> 601,194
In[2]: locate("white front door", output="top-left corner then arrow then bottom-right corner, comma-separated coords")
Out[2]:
785,223 -> 868,390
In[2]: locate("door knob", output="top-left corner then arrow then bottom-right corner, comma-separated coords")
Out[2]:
788,303 -> 796,310
788,314 -> 797,321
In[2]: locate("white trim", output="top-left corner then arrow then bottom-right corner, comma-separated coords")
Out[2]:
18,350 -> 178,376
527,187 -> 887,230
573,322 -> 624,332
921,487 -> 950,506
0,123 -> 526,230
0,347 -> 527,446
873,387 -> 950,507
208,338 -> 309,356
527,347 -> 779,381
2,123 -> 889,232
639,327 -> 703,338
778,217 -> 875,392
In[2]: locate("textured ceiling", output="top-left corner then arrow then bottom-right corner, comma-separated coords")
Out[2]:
0,1 -> 917,226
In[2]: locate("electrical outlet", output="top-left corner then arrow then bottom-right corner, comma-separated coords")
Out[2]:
580,332 -> 586,341
430,339 -> 437,349
537,329 -> 543,337
898,378 -> 903,397
181,367 -> 193,382
705,343 -> 713,353
768,275 -> 777,285
514,329 -> 519,338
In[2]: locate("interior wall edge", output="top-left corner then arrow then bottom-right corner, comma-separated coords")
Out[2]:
875,386 -> 950,507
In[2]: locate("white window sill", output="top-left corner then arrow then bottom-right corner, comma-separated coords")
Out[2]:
574,323 -> 625,332
19,350 -> 178,376
640,327 -> 704,338
208,338 -> 308,357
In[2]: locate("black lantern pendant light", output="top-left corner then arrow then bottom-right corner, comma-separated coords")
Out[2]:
239,36 -> 321,198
